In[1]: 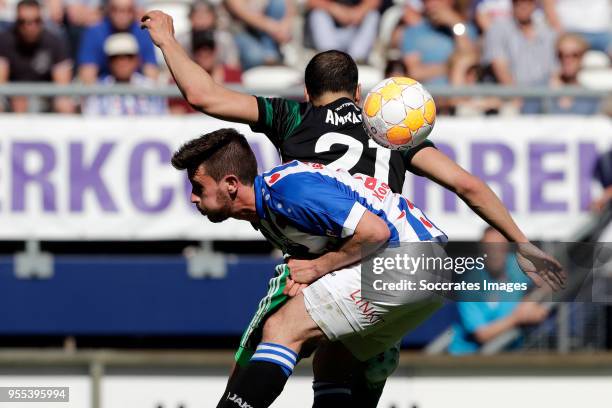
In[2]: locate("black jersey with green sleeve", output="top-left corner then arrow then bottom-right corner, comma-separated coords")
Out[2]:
250,96 -> 435,194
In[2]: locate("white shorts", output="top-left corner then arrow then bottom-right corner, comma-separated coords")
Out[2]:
302,263 -> 442,361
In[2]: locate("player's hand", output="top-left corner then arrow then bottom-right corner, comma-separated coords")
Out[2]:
590,194 -> 612,212
516,242 -> 566,291
283,277 -> 308,297
140,10 -> 175,48
328,3 -> 354,26
286,258 -> 325,285
267,19 -> 292,44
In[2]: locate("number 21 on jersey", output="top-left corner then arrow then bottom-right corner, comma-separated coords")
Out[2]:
314,132 -> 391,183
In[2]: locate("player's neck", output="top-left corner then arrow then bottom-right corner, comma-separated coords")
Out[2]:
311,92 -> 355,107
231,186 -> 259,222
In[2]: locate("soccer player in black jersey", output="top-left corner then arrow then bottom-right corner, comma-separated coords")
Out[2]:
142,10 -> 565,408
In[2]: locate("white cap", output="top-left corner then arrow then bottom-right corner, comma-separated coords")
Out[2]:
104,33 -> 139,57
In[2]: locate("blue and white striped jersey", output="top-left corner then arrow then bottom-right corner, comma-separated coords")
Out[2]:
253,161 -> 446,258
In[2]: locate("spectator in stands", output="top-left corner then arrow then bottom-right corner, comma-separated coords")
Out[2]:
77,0 -> 157,84
591,150 -> 612,212
43,0 -> 61,26
64,0 -> 103,59
307,0 -> 380,63
384,59 -> 407,78
192,30 -> 224,83
224,0 -> 295,70
0,0 -> 60,29
0,0 -> 74,113
177,0 -> 240,70
549,33 -> 600,115
0,0 -> 20,29
448,227 -> 548,355
542,0 -> 611,55
448,49 -> 503,115
483,0 -> 557,113
169,30 -> 240,114
401,0 -> 477,85
81,33 -> 166,115
389,0 -> 424,51
472,0 -> 512,32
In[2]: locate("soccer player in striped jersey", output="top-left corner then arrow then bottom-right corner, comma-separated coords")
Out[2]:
171,130 -> 565,408
141,10 -> 565,407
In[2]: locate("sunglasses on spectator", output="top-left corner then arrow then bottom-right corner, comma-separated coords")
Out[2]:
17,17 -> 42,26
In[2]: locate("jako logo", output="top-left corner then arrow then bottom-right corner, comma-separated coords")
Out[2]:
227,392 -> 253,408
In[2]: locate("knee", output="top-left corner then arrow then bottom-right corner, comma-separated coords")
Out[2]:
237,40 -> 266,69
308,9 -> 336,41
262,300 -> 322,348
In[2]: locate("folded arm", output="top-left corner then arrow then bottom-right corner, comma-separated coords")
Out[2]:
287,210 -> 390,284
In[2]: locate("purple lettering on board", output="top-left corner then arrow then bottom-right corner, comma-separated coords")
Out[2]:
70,142 -> 118,212
529,143 -> 567,212
12,142 -> 56,212
578,143 -> 598,212
471,143 -> 515,211
412,143 -> 457,212
129,142 -> 174,212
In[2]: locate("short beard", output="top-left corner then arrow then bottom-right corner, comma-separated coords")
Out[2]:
207,188 -> 232,223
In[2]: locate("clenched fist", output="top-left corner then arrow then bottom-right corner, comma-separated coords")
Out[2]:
140,10 -> 175,48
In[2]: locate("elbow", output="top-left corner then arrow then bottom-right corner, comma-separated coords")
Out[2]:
183,87 -> 207,111
373,223 -> 391,245
473,330 -> 489,345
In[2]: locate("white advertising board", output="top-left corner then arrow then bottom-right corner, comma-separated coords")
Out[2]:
0,115 -> 609,240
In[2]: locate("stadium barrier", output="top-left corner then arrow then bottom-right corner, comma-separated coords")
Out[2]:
0,82 -> 609,98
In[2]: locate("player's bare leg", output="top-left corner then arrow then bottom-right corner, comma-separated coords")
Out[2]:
217,293 -> 324,408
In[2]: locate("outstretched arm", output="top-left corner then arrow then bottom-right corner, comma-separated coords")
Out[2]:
411,146 -> 526,242
140,10 -> 258,123
411,146 -> 566,290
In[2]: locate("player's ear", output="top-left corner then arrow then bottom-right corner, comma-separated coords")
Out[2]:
355,84 -> 362,105
224,174 -> 239,195
304,87 -> 310,103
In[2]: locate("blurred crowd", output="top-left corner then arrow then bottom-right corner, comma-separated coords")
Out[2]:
0,0 -> 610,115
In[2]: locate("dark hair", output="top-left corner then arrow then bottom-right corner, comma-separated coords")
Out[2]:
305,50 -> 358,100
171,128 -> 257,185
384,59 -> 407,78
17,0 -> 40,9
192,29 -> 216,52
